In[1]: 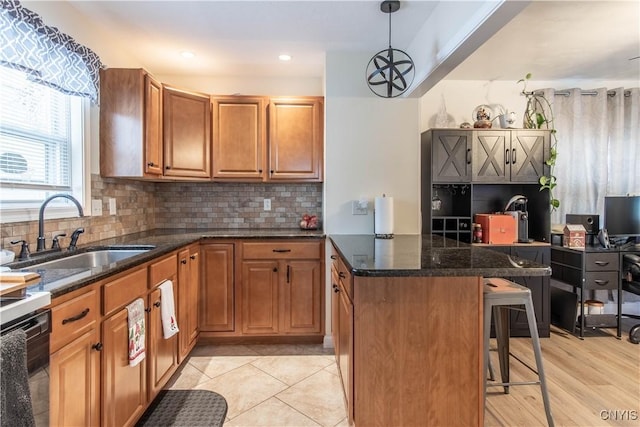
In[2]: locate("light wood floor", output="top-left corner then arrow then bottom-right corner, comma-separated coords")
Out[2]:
485,321 -> 640,426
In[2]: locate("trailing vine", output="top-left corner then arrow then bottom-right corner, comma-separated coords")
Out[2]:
518,73 -> 560,210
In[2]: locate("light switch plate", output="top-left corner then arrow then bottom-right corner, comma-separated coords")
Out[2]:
92,199 -> 102,216
109,198 -> 117,215
352,200 -> 368,215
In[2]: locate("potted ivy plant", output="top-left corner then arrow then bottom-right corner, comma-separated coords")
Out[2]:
518,73 -> 560,210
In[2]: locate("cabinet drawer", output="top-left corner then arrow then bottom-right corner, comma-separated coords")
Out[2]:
584,271 -> 619,290
103,268 -> 148,316
584,253 -> 619,271
51,288 -> 99,353
243,241 -> 321,260
337,257 -> 353,301
149,253 -> 178,288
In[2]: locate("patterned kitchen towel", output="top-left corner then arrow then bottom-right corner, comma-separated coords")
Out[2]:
127,298 -> 146,367
159,280 -> 179,339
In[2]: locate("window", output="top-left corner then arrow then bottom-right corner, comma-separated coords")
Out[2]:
0,66 -> 87,222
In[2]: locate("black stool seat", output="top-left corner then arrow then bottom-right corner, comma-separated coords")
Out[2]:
136,389 -> 227,427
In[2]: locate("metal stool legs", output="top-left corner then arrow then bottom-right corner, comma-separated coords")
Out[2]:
483,279 -> 554,427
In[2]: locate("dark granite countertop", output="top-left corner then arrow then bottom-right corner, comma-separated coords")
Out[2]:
329,234 -> 551,278
6,228 -> 324,298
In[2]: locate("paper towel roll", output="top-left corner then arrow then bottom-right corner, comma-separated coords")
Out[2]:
374,196 -> 394,236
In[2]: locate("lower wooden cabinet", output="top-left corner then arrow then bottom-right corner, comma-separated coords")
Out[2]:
240,240 -> 324,336
50,328 -> 100,427
178,245 -> 200,362
200,243 -> 235,332
102,307 -> 147,427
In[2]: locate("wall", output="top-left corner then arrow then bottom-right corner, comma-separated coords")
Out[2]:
324,51 -> 420,235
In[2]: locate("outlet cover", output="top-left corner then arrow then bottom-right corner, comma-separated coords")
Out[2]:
92,199 -> 102,216
263,198 -> 271,211
352,200 -> 368,215
108,198 -> 117,215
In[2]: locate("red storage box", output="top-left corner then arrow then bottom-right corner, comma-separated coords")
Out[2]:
474,214 -> 517,244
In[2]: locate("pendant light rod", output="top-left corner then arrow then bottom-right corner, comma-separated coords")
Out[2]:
381,1 -> 400,48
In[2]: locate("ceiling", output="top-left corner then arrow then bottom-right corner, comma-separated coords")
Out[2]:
65,0 -> 639,83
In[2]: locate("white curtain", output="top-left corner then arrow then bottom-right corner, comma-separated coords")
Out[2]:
541,87 -> 640,225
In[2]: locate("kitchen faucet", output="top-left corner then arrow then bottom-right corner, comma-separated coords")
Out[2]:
37,194 -> 84,252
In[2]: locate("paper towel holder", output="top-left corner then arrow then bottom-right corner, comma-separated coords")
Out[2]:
374,194 -> 394,239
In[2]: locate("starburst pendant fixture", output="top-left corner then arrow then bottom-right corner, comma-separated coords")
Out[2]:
366,0 -> 415,98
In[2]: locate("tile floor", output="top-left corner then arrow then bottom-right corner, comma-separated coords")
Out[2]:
165,343 -> 349,427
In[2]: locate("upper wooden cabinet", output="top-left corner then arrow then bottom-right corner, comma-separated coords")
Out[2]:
268,97 -> 323,182
163,85 -> 212,179
211,96 -> 324,182
212,96 -> 266,180
100,68 -> 163,178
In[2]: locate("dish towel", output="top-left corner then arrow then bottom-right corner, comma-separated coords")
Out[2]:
159,280 -> 179,339
127,298 -> 146,367
0,328 -> 35,427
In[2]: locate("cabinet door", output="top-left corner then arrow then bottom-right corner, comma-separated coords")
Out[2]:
200,243 -> 235,332
241,260 -> 279,334
510,130 -> 549,183
177,248 -> 199,362
144,74 -> 163,175
338,285 -> 354,424
102,308 -> 147,427
471,131 -> 508,182
431,130 -> 471,183
148,286 -> 179,401
212,96 -> 266,180
163,86 -> 211,178
281,260 -> 322,334
268,97 -> 323,181
50,328 -> 100,427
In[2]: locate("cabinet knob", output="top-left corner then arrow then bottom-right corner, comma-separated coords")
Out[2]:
190,254 -> 196,260
147,162 -> 155,167
258,169 -> 263,173
145,307 -> 152,313
270,170 -> 274,174
334,287 -> 340,293
181,259 -> 187,264
154,301 -> 161,307
339,272 -> 346,279
330,255 -> 337,260
92,342 -> 103,351
165,165 -> 171,169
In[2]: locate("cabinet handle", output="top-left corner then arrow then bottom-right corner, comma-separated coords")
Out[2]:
330,255 -> 337,260
466,148 -> 471,164
62,308 -> 90,325
594,260 -> 609,266
190,255 -> 196,260
154,300 -> 161,307
594,279 -> 609,286
272,249 -> 291,253
181,259 -> 187,264
286,265 -> 290,283
505,149 -> 510,164
147,162 -> 155,167
339,272 -> 346,279
145,307 -> 152,313
511,148 -> 516,164
92,342 -> 103,351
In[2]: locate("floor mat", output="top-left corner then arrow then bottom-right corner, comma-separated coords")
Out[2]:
136,389 -> 227,427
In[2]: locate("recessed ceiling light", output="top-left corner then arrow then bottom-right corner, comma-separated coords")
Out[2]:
279,54 -> 292,61
181,51 -> 195,59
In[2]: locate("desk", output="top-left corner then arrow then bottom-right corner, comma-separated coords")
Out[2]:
551,245 -> 640,338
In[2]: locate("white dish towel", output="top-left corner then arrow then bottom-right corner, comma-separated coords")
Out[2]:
159,280 -> 179,339
127,298 -> 146,367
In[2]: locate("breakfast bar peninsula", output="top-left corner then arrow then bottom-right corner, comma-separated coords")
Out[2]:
328,234 -> 551,427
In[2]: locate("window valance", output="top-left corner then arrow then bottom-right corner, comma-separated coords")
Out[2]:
0,0 -> 103,103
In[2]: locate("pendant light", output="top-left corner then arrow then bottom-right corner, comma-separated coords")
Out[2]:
366,0 -> 415,98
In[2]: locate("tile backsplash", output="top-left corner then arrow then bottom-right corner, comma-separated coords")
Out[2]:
1,174 -> 323,254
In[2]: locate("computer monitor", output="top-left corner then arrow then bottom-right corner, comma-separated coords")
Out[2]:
604,196 -> 640,239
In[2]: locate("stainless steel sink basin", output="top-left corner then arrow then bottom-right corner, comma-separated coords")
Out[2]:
25,248 -> 153,270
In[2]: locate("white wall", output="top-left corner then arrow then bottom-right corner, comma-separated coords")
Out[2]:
419,78 -> 639,132
325,52 -> 420,235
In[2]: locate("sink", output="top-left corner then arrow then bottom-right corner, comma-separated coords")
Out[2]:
24,248 -> 154,270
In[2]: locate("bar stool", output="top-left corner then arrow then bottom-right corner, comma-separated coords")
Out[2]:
483,278 -> 554,427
